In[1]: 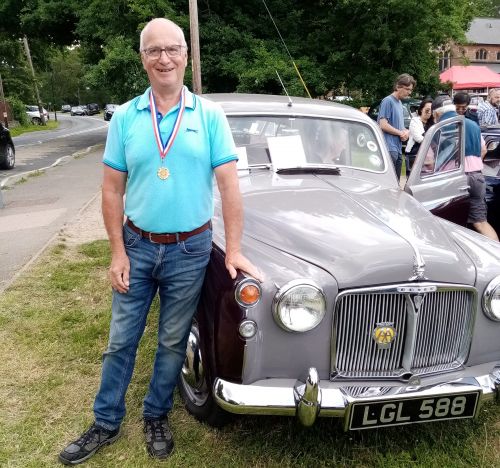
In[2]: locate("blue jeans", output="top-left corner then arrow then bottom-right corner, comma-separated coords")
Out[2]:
93,223 -> 212,430
389,151 -> 402,182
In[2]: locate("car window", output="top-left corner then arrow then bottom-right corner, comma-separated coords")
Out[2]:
420,123 -> 461,177
228,116 -> 385,172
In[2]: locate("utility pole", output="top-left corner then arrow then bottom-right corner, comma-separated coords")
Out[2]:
23,35 -> 46,125
189,0 -> 202,94
0,72 -> 8,127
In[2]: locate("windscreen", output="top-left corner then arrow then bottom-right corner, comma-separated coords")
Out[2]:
228,116 -> 385,172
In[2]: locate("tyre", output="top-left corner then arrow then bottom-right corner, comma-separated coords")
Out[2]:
0,143 -> 15,170
178,321 -> 232,427
31,117 -> 41,125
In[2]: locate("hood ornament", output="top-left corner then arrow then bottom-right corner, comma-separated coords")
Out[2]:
408,251 -> 427,281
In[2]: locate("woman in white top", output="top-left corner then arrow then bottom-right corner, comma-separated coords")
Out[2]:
405,98 -> 433,176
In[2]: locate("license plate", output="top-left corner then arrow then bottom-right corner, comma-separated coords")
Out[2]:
348,391 -> 479,430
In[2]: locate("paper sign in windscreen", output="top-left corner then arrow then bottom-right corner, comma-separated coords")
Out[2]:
235,146 -> 249,170
267,135 -> 306,170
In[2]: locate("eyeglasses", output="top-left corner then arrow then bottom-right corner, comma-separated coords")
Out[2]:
401,86 -> 413,92
142,45 -> 185,59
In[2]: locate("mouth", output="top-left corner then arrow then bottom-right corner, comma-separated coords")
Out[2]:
156,66 -> 175,74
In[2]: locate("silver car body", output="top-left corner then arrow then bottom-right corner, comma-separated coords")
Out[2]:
179,94 -> 500,431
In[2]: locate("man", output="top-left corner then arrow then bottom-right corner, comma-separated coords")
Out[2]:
452,91 -> 479,124
59,18 -> 261,465
477,88 -> 500,127
432,95 -> 498,241
377,73 -> 416,181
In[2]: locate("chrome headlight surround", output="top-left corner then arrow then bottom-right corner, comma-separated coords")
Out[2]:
482,275 -> 500,321
273,279 -> 326,333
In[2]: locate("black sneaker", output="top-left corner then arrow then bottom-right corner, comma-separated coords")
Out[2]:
58,423 -> 120,465
143,417 -> 174,459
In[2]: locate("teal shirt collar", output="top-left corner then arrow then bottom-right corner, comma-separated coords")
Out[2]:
136,86 -> 196,111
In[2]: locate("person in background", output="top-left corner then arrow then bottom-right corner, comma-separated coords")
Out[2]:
453,91 -> 479,124
377,73 -> 416,182
432,95 -> 498,241
59,17 -> 262,465
405,97 -> 433,177
477,88 -> 500,127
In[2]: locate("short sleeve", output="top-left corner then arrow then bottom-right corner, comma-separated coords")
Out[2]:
208,103 -> 238,168
102,108 -> 127,172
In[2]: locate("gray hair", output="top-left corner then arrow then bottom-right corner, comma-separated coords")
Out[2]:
393,73 -> 416,91
139,18 -> 187,50
488,88 -> 500,99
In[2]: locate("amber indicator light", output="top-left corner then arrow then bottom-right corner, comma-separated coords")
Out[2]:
239,284 -> 260,305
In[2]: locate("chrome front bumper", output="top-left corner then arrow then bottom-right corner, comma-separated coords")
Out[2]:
213,365 -> 500,429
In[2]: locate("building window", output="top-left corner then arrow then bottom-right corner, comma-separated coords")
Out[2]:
476,49 -> 488,60
497,51 -> 500,61
438,51 -> 450,71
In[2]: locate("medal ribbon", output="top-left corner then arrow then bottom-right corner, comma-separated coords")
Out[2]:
150,87 -> 186,161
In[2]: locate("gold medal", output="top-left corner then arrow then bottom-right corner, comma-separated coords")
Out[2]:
157,167 -> 170,180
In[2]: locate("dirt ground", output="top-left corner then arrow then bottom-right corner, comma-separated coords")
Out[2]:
59,192 -> 107,245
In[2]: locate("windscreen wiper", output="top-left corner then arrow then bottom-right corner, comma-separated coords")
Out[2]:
276,166 -> 341,175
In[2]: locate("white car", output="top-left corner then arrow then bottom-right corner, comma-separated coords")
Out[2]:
25,105 -> 49,124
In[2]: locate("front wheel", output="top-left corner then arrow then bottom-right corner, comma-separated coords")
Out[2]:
31,117 -> 41,125
0,143 -> 15,169
178,321 -> 231,427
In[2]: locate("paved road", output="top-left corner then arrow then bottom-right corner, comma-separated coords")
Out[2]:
0,117 -> 108,293
1,113 -> 108,186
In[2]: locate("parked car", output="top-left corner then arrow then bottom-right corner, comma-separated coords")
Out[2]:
368,98 -> 421,130
0,121 -> 15,170
177,94 -> 500,431
61,104 -> 71,113
25,105 -> 49,124
482,125 -> 500,235
103,104 -> 118,121
86,103 -> 100,115
70,106 -> 88,116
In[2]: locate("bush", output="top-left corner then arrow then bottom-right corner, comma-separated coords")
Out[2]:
7,96 -> 29,126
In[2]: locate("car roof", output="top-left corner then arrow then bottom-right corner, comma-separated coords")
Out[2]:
202,93 -> 369,121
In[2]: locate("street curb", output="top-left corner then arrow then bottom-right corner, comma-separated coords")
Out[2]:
0,143 -> 104,189
0,190 -> 102,295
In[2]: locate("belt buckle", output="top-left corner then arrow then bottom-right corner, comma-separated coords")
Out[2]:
148,232 -> 159,244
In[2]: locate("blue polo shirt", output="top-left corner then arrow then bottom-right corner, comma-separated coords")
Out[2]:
103,87 -> 237,233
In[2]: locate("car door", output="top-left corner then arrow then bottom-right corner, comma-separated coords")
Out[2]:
404,115 -> 469,226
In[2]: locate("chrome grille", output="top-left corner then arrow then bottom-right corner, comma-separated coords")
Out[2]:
332,284 -> 475,379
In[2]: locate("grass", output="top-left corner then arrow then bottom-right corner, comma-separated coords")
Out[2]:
9,120 -> 60,137
0,240 -> 499,467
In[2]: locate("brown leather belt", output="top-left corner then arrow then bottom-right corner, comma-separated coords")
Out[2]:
126,219 -> 211,244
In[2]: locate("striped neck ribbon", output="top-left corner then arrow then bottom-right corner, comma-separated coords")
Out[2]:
150,87 -> 186,160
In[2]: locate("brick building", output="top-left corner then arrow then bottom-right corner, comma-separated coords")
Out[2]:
439,17 -> 500,77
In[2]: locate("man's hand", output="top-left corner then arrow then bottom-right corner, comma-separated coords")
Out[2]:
400,129 -> 409,141
109,251 -> 130,293
225,250 -> 264,282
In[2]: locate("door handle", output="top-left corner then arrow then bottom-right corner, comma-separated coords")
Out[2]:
459,186 -> 470,191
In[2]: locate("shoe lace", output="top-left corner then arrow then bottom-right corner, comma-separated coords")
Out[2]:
147,419 -> 169,440
75,424 -> 103,446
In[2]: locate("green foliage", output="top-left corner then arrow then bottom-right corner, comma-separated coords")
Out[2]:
0,0 -> 494,102
7,96 -> 29,125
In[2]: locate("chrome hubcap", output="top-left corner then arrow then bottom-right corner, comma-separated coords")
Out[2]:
181,323 -> 209,406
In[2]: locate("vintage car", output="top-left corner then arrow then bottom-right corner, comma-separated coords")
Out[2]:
178,94 -> 500,431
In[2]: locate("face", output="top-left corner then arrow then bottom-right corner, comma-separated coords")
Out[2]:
489,90 -> 500,107
420,103 -> 432,120
396,84 -> 413,99
140,20 -> 188,93
454,103 -> 467,115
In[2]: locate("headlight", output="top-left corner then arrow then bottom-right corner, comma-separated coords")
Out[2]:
273,280 -> 326,332
483,276 -> 500,321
